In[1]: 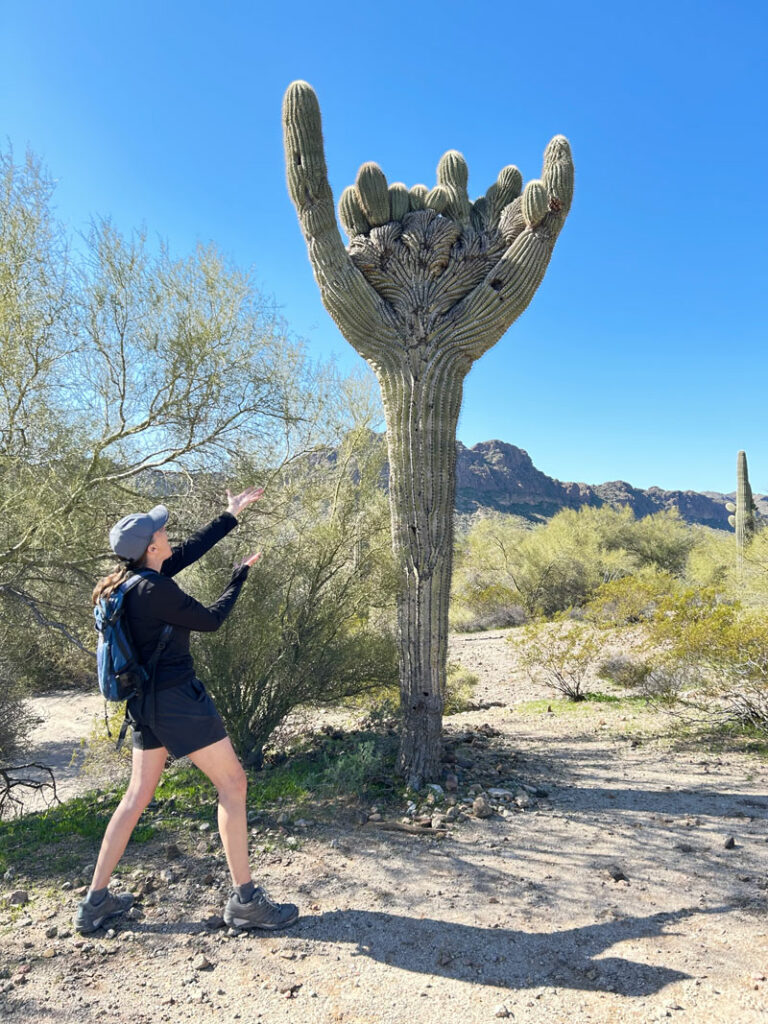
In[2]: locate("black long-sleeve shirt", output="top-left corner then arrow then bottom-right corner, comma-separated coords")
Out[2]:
124,512 -> 249,689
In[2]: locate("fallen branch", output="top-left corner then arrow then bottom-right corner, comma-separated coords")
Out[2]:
0,762 -> 60,818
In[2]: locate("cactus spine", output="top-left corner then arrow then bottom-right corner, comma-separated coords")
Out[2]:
726,450 -> 756,574
282,81 -> 574,788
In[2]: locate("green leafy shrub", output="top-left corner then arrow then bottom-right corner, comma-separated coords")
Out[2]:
646,589 -> 768,730
586,568 -> 681,626
596,654 -> 652,689
511,621 -> 603,701
444,662 -> 479,714
192,432 -> 399,767
452,506 -> 699,625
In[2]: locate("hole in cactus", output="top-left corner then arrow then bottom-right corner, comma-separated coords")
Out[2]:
294,152 -> 302,167
490,278 -> 503,292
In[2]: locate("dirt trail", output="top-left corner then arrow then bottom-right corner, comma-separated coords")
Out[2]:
2,630 -> 768,1023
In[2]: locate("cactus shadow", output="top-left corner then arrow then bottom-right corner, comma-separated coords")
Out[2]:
302,904 -> 724,995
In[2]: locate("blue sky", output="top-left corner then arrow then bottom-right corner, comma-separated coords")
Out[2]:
2,0 -> 766,493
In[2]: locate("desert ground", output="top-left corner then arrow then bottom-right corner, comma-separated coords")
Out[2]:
1,629 -> 767,1024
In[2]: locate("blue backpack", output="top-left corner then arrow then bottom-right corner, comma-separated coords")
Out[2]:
94,571 -> 172,703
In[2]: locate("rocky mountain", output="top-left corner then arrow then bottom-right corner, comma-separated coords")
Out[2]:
454,440 -> 763,529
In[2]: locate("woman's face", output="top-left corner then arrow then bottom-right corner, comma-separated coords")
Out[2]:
149,524 -> 172,563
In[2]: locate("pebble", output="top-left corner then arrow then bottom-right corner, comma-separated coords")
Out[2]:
724,835 -> 736,849
607,864 -> 629,883
514,791 -> 534,809
195,955 -> 213,971
277,812 -> 291,826
9,890 -> 29,906
42,948 -> 56,959
444,774 -> 459,792
45,925 -> 58,939
198,823 -> 212,832
488,788 -> 514,799
473,795 -> 493,819
160,869 -> 176,884
286,837 -> 299,848
165,843 -> 183,861
494,1004 -> 512,1018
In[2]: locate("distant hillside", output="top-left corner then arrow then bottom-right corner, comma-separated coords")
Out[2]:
454,440 -> 763,530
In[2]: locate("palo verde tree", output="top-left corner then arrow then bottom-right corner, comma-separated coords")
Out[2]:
282,81 -> 574,787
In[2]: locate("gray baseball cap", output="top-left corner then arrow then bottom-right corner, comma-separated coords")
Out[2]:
109,505 -> 169,561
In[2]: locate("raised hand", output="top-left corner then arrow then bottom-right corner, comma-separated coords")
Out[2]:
225,486 -> 264,518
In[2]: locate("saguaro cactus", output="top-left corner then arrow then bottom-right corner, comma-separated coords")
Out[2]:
726,450 -> 756,574
282,81 -> 574,788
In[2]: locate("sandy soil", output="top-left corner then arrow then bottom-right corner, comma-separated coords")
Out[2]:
1,629 -> 768,1024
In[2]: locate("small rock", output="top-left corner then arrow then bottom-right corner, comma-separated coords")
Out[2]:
160,869 -> 176,884
195,955 -> 213,971
724,835 -> 736,850
675,842 -> 696,854
61,881 -> 73,892
607,864 -> 629,883
431,814 -> 447,830
494,1004 -> 512,1018
42,948 -> 56,959
488,788 -> 514,800
45,925 -> 58,939
165,843 -> 183,861
9,890 -> 29,906
201,872 -> 216,886
514,790 -> 534,809
368,813 -> 382,822
198,822 -> 212,832
426,784 -> 444,796
473,796 -> 493,819
74,885 -> 88,897
277,812 -> 291,826
286,837 -> 299,848
444,773 -> 459,792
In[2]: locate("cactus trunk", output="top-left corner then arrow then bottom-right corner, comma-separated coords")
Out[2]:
378,364 -> 464,786
727,450 -> 756,575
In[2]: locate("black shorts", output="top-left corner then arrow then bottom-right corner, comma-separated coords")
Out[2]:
128,677 -> 227,758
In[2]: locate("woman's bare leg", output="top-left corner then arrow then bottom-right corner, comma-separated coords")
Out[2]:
188,737 -> 250,885
90,745 -> 168,891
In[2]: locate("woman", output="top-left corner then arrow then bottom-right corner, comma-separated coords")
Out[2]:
75,487 -> 298,934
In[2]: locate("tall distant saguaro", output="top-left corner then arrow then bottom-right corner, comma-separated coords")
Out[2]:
282,81 -> 574,788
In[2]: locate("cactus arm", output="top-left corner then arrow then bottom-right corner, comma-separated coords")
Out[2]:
443,136 -> 574,362
282,81 -> 398,361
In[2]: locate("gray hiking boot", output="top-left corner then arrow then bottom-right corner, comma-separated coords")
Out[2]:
74,889 -> 134,934
223,887 -> 299,930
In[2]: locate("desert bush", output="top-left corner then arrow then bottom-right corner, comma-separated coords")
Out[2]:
646,589 -> 768,730
596,655 -> 652,689
452,505 -> 699,625
191,430 -> 399,767
512,621 -> 603,701
0,672 -> 34,763
444,662 -> 480,714
585,568 -> 681,626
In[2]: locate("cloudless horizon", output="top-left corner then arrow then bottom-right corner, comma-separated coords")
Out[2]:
2,1 -> 766,494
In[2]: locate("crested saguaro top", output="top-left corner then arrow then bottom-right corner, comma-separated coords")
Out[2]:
282,80 -> 574,377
